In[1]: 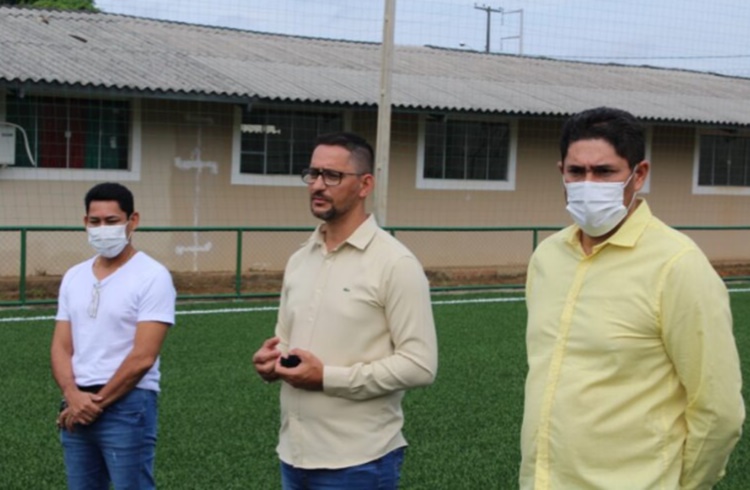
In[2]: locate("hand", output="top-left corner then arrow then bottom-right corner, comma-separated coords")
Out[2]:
275,348 -> 323,391
57,407 -> 76,432
253,337 -> 282,382
57,391 -> 102,431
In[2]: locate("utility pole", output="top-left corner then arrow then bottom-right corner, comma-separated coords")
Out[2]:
474,3 -> 503,53
374,0 -> 396,226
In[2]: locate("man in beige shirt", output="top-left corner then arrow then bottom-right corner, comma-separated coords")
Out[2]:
253,132 -> 438,489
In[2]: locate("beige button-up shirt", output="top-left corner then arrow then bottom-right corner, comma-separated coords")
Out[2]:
275,215 -> 438,469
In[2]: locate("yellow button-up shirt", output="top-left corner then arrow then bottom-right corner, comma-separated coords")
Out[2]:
275,215 -> 438,469
521,200 -> 744,490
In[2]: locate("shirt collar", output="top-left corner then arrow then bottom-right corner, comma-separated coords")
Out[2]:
565,199 -> 652,250
310,214 -> 379,252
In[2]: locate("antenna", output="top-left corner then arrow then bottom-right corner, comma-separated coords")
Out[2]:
500,8 -> 524,55
473,4 -> 524,55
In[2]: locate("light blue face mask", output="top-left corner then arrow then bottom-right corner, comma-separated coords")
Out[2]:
87,222 -> 130,258
563,167 -> 638,237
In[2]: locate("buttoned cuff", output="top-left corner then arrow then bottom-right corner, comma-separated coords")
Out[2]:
322,365 -> 351,396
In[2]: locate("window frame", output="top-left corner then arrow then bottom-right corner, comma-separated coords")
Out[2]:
0,90 -> 141,181
230,105 -> 350,187
415,114 -> 518,191
692,127 -> 750,196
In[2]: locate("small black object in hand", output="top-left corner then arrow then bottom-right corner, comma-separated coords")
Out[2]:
280,355 -> 301,368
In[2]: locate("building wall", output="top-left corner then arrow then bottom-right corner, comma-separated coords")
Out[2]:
1,99 -> 748,278
642,125 -> 749,260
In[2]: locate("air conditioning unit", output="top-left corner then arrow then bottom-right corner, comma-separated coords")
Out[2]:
0,126 -> 16,165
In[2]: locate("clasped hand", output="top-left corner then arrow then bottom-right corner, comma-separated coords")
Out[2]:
57,391 -> 103,431
252,336 -> 323,391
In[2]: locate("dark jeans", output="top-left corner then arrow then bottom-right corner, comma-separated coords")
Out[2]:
280,447 -> 405,490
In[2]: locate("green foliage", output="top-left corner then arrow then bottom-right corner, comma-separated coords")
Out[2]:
0,292 -> 748,488
0,0 -> 97,11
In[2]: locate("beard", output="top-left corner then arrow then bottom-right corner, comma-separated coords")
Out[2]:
310,193 -> 338,221
312,205 -> 338,221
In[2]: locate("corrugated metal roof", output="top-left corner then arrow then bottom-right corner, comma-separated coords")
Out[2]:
3,6 -> 750,125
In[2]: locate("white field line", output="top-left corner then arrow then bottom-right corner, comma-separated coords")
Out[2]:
2,289 -> 749,324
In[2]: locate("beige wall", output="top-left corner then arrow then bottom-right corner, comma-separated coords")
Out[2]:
1,100 -> 748,277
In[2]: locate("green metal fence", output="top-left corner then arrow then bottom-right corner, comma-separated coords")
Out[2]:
1,225 -> 748,307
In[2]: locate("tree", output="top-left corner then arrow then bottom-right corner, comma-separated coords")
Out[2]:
0,0 -> 97,11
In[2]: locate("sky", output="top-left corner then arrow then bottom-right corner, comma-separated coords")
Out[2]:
94,0 -> 750,78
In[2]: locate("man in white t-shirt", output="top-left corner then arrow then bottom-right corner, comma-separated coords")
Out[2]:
51,182 -> 176,490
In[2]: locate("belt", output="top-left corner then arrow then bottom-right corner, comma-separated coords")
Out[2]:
77,384 -> 105,394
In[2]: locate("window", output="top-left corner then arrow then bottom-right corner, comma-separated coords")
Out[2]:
231,107 -> 344,186
693,130 -> 750,195
0,92 -> 141,181
417,115 -> 517,191
8,95 -> 129,169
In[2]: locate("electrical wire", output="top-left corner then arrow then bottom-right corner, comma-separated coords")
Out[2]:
0,121 -> 37,167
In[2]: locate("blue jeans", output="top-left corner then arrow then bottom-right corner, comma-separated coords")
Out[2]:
280,447 -> 405,490
60,388 -> 158,490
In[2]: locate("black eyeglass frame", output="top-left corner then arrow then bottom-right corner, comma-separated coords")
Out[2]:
301,167 -> 366,186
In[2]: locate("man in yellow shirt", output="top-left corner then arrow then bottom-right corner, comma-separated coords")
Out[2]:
253,132 -> 438,489
521,107 -> 744,489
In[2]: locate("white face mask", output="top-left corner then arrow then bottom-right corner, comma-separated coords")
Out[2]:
563,169 -> 637,238
87,223 -> 130,258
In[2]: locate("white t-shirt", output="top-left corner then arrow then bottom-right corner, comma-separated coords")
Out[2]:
56,251 -> 176,392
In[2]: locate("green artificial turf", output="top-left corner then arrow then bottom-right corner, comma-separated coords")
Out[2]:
0,291 -> 747,489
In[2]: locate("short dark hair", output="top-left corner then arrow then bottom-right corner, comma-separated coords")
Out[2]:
314,132 -> 375,174
560,107 -> 645,169
84,182 -> 134,217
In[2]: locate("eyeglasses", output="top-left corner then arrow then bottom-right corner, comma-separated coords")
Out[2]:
88,283 -> 101,318
301,168 -> 364,186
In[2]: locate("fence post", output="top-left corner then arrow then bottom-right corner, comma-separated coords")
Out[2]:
19,228 -> 27,306
235,230 -> 243,298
